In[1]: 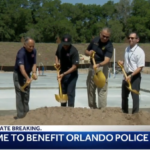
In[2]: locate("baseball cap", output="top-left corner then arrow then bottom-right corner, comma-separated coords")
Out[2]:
61,34 -> 72,46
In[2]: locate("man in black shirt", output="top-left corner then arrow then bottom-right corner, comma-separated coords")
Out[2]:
55,34 -> 79,107
13,37 -> 37,119
85,27 -> 113,109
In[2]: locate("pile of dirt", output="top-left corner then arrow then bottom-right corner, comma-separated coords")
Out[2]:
0,107 -> 150,125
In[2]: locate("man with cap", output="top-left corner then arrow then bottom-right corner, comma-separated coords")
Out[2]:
13,37 -> 37,119
85,27 -> 114,109
55,34 -> 79,107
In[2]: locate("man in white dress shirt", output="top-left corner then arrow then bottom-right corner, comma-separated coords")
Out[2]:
118,32 -> 145,114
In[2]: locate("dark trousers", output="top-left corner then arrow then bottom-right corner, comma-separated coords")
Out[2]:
13,71 -> 31,118
61,74 -> 78,107
122,73 -> 141,114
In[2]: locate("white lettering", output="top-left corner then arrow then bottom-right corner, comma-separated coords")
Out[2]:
11,134 -> 17,141
115,134 -> 149,142
27,134 -> 32,141
86,134 -> 91,141
99,134 -> 105,141
106,134 -> 113,142
74,134 -> 79,141
144,134 -> 149,142
66,134 -> 73,142
17,134 -> 24,142
0,134 -> 9,141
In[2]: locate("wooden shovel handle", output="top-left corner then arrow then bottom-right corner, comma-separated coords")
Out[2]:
21,77 -> 33,90
117,62 -> 127,78
54,64 -> 63,96
91,52 -> 97,72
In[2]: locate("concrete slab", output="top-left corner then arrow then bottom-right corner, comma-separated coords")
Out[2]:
0,71 -> 149,111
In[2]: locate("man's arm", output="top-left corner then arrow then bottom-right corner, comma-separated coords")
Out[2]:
98,57 -> 110,67
32,64 -> 37,73
63,64 -> 78,76
97,44 -> 113,67
19,65 -> 30,80
55,45 -> 60,66
59,49 -> 79,79
55,55 -> 60,64
63,50 -> 79,75
85,40 -> 94,56
130,67 -> 143,77
17,51 -> 30,80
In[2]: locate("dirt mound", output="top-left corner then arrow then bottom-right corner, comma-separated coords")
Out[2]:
0,107 -> 150,125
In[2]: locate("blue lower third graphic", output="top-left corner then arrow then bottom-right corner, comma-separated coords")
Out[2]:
0,132 -> 150,149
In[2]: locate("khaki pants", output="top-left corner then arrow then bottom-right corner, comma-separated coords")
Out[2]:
86,64 -> 108,109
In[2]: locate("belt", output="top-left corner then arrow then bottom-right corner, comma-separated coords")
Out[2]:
126,72 -> 133,76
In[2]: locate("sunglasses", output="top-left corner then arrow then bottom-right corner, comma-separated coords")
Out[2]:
102,35 -> 109,39
128,37 -> 137,40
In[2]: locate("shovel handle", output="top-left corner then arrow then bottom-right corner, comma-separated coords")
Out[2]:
121,68 -> 128,79
117,62 -> 127,78
117,62 -> 132,86
56,68 -> 63,96
21,77 -> 33,90
54,63 -> 63,96
91,52 -> 97,72
54,63 -> 60,71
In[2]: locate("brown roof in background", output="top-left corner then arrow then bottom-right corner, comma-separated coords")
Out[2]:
0,42 -> 149,66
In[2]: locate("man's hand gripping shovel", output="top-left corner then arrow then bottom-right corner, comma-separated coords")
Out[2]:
117,61 -> 139,95
20,74 -> 35,93
54,64 -> 68,103
91,52 -> 106,88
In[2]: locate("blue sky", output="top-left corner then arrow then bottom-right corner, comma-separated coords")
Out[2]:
60,0 -> 120,5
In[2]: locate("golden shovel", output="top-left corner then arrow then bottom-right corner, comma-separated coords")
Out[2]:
54,64 -> 68,103
117,61 -> 139,95
20,74 -> 34,93
91,52 -> 106,88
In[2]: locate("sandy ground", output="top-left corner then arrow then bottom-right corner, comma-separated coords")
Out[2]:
0,107 -> 150,125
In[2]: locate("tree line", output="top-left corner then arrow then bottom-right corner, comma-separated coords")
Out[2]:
0,0 -> 150,43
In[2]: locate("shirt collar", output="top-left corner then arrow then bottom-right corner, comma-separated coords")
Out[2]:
129,44 -> 138,52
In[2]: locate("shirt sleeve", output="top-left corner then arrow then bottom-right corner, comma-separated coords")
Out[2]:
17,51 -> 24,66
105,43 -> 113,58
72,50 -> 79,65
137,50 -> 145,67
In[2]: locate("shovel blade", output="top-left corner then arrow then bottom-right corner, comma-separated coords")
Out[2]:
55,94 -> 68,103
93,70 -> 106,88
61,94 -> 68,101
126,87 -> 140,95
55,94 -> 61,102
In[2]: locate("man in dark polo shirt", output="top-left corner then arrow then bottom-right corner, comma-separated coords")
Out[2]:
55,34 -> 79,107
13,37 -> 37,119
85,27 -> 113,109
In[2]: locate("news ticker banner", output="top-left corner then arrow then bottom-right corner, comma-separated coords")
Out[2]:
0,125 -> 150,149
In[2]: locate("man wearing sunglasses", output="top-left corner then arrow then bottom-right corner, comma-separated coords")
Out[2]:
118,32 -> 145,114
85,27 -> 113,109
